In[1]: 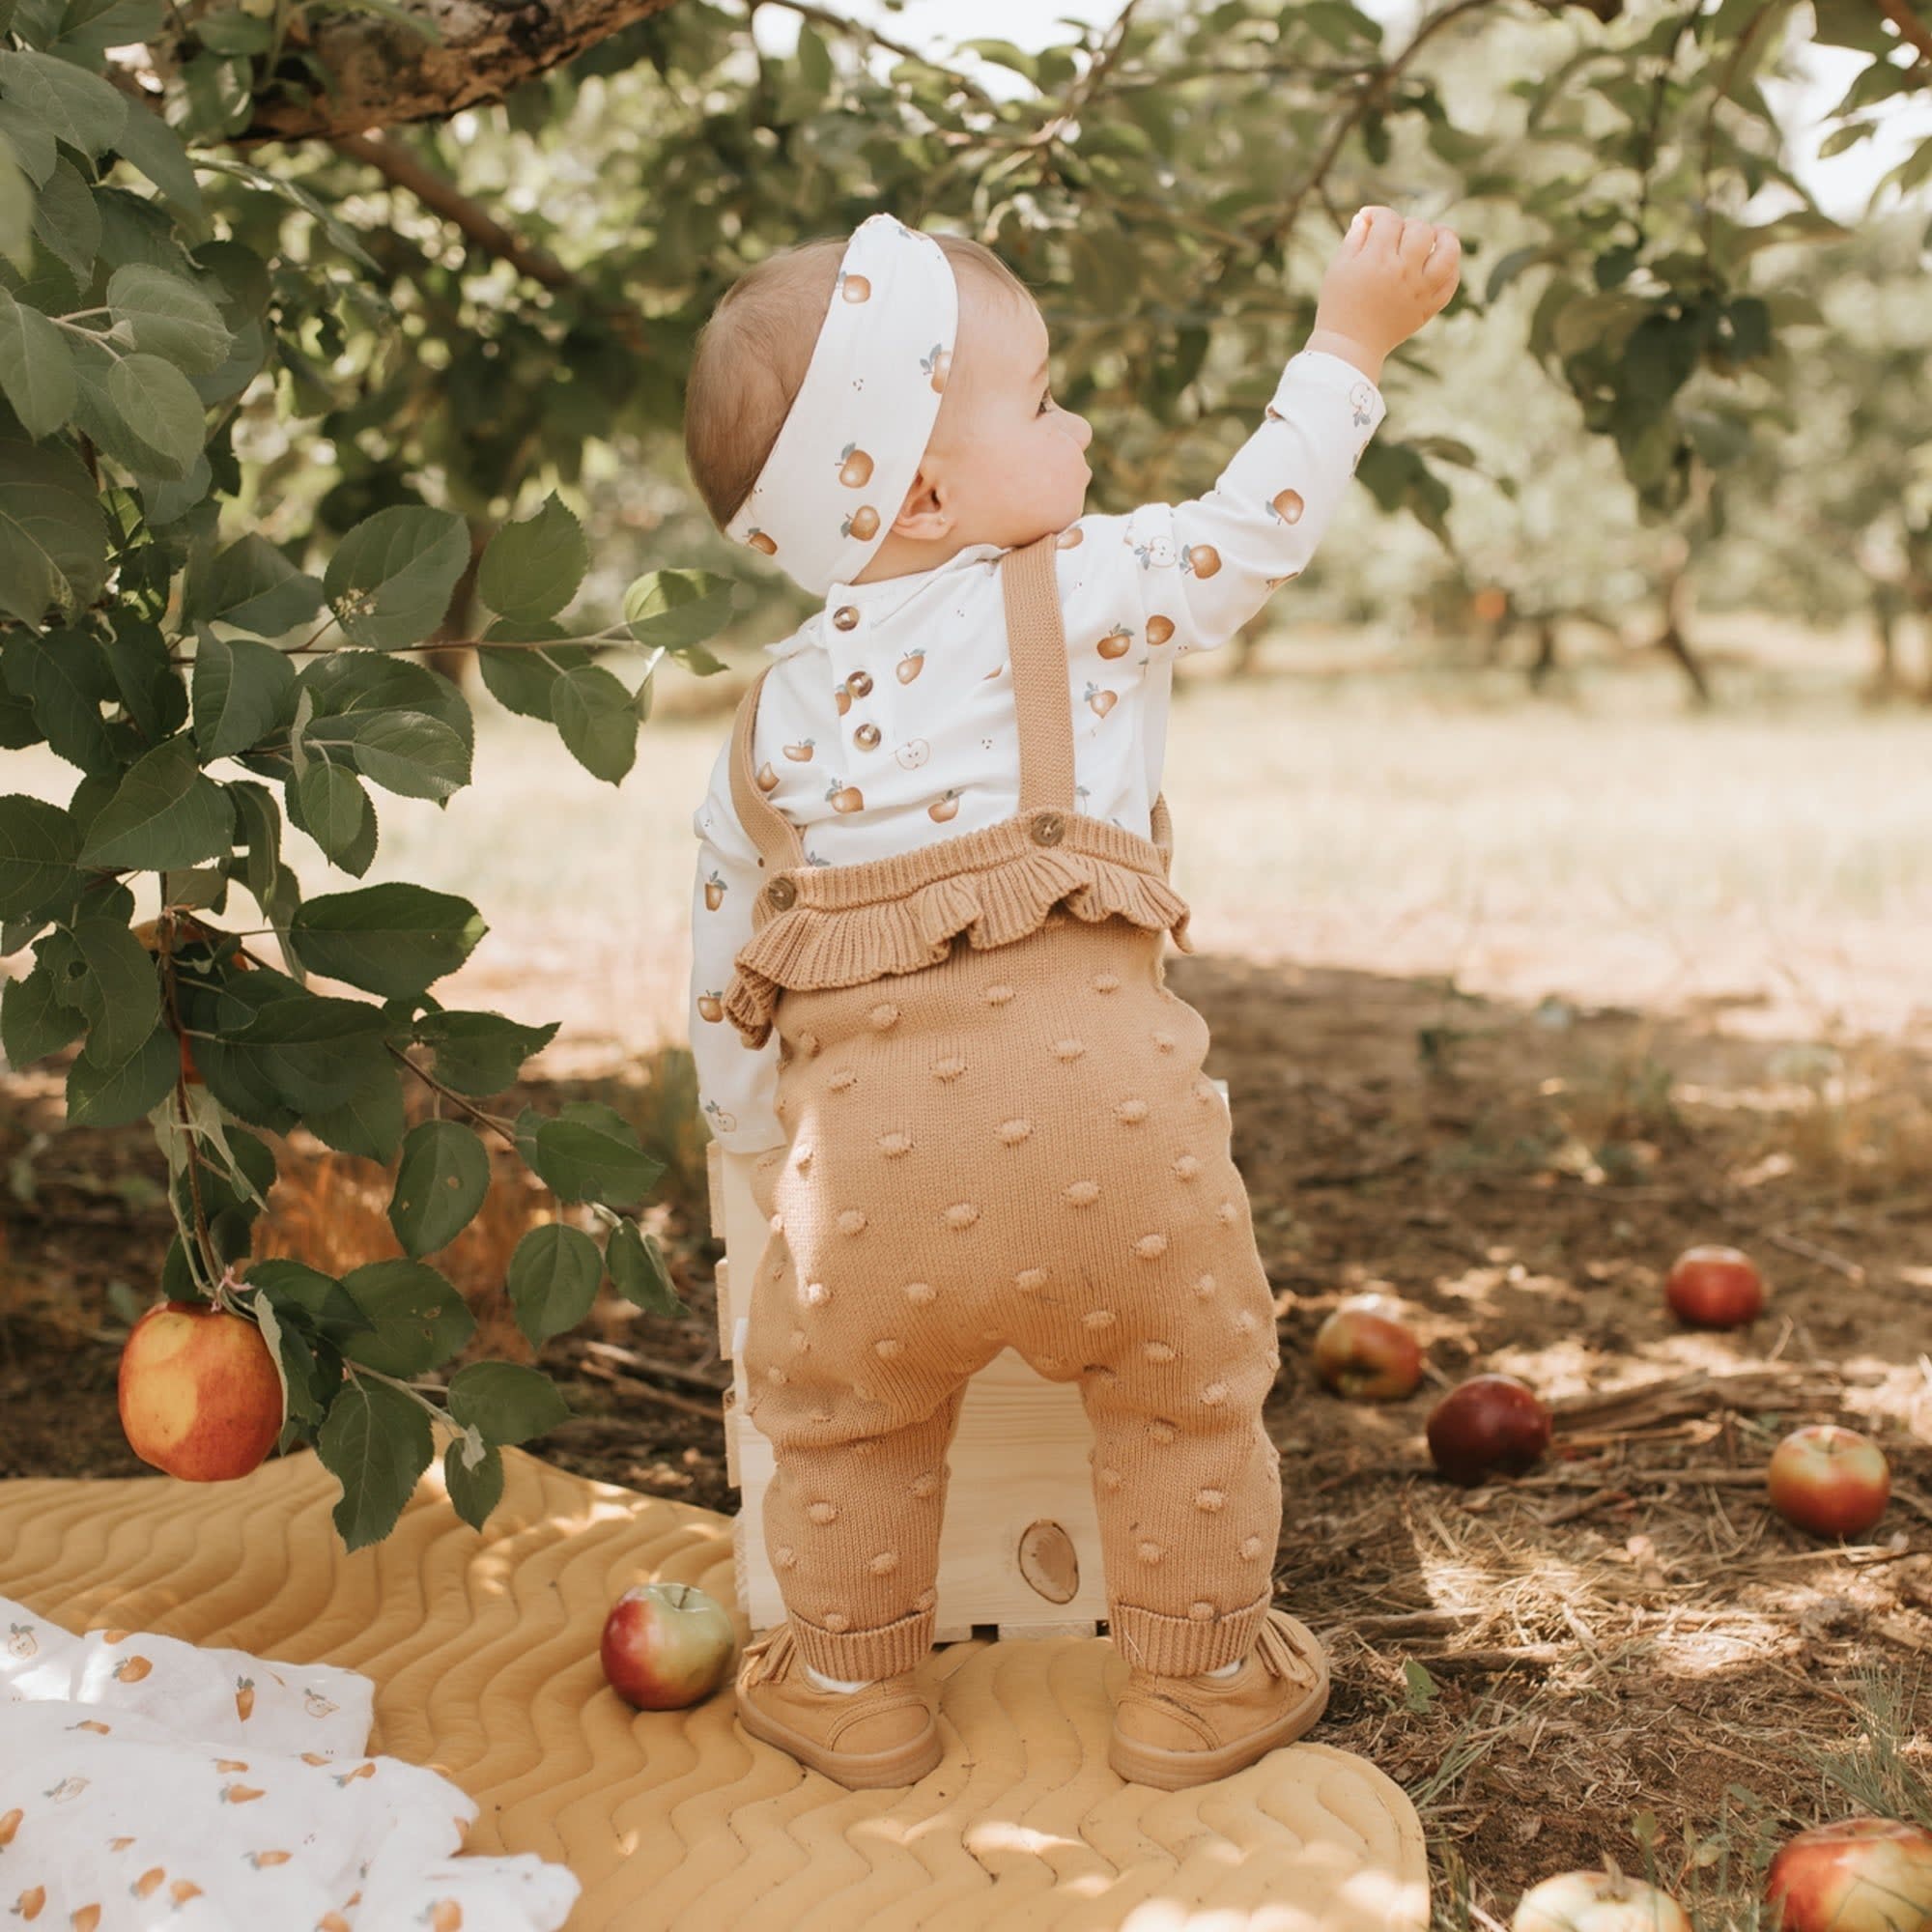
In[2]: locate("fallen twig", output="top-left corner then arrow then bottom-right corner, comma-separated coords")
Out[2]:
578,1336 -> 729,1395
573,1355 -> 724,1422
1763,1228 -> 1867,1284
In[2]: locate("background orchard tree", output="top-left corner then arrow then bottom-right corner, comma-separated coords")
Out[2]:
0,0 -> 1924,1548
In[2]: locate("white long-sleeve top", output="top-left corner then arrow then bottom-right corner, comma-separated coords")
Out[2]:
689,348 -> 1387,1151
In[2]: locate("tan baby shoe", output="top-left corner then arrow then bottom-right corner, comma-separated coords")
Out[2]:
733,1621 -> 943,1790
1108,1605 -> 1331,1790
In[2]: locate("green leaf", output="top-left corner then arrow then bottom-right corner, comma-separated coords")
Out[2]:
107,264 -> 233,374
324,504 -> 470,649
66,1011 -> 178,1126
67,911 -> 160,1063
1,957 -> 84,1064
0,437 -> 105,623
75,734 -> 234,870
195,155 -> 383,273
247,1256 -> 377,1347
186,533 -> 325,636
506,1219 -> 604,1348
294,759 -> 370,866
796,20 -> 833,94
958,38 -> 1038,80
191,629 -> 297,760
475,616 -> 591,721
388,1118 -> 490,1259
191,7 -> 271,51
338,1256 -> 474,1376
301,707 -> 470,802
0,141 -> 29,273
0,288 -> 74,438
443,1435 -> 503,1529
2,623 -> 117,773
52,0 -> 166,59
512,1098 -> 663,1210
27,155 -> 98,280
315,1375 -> 435,1552
0,98 -> 57,188
104,97 -> 202,217
0,792 -> 79,919
106,352 -> 208,475
414,1008 -> 558,1097
104,618 -> 188,749
607,1216 -> 682,1317
288,880 -> 486,998
0,49 -> 128,156
552,663 -> 638,783
445,1359 -> 572,1445
476,489 -> 586,623
621,568 -> 734,648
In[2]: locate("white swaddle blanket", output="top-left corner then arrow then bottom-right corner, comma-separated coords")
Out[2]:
0,1593 -> 581,1929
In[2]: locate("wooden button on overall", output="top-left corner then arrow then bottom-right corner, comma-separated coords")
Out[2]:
767,877 -> 798,908
1031,811 -> 1065,845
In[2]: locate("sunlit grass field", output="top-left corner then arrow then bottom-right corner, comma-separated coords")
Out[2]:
8,614 -> 1932,1069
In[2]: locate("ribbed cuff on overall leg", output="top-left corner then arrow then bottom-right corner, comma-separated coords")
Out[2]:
786,1602 -> 936,1682
1109,1584 -> 1273,1678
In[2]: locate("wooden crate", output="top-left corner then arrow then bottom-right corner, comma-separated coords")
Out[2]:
707,1077 -> 1231,1645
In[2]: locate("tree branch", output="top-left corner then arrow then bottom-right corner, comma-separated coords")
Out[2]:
223,0 -> 685,143
328,129 -> 575,289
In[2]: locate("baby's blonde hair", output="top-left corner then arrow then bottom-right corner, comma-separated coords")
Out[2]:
684,231 -> 1035,531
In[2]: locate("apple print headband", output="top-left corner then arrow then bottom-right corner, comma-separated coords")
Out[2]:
724,212 -> 959,599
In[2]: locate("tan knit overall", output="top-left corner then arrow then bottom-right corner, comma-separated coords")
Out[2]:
719,532 -> 1286,1686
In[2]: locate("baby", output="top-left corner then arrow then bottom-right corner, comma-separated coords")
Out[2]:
683,208 -> 1459,1792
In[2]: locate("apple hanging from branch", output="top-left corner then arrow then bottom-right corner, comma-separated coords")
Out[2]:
118,1299 -> 285,1482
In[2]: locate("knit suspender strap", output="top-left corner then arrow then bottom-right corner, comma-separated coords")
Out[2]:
1001,532 -> 1077,816
726,660 -> 807,873
726,534 -> 1075,872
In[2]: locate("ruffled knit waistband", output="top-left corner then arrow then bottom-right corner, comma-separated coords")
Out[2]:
721,808 -> 1196,1049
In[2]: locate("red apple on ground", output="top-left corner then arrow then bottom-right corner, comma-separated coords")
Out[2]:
601,1582 -> 736,1711
1665,1244 -> 1766,1328
1512,1861 -> 1692,1932
1426,1374 -> 1552,1487
1765,1815 -> 1932,1932
1313,1296 -> 1424,1400
1766,1424 -> 1890,1539
118,1299 -> 284,1482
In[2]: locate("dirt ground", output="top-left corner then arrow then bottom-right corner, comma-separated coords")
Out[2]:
4,945 -> 1929,1928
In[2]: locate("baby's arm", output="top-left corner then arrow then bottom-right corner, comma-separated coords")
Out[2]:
1057,348 -> 1386,665
1056,210 -> 1458,665
688,735 -> 787,1155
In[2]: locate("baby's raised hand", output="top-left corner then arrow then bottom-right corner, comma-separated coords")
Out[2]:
1312,207 -> 1461,369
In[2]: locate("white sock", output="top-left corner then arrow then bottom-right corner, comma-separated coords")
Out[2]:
804,1662 -> 874,1693
1202,1656 -> 1244,1679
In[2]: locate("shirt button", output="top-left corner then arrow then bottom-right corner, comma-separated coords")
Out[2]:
847,668 -> 873,696
833,606 -> 860,631
854,723 -> 881,751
